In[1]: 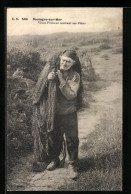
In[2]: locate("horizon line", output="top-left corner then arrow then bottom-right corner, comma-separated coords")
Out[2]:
7,29 -> 122,37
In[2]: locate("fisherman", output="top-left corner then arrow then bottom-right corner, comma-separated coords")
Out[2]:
32,50 -> 83,179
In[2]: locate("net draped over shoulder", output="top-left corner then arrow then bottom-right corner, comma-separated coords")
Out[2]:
32,53 -> 60,163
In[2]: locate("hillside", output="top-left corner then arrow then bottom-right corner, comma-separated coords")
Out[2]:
7,30 -> 122,61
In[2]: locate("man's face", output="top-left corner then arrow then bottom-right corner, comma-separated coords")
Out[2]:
60,56 -> 75,71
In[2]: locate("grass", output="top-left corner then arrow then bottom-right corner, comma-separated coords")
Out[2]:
112,48 -> 122,54
83,80 -> 110,93
101,54 -> 110,60
99,43 -> 111,50
82,79 -> 110,108
59,113 -> 122,191
7,154 -> 34,191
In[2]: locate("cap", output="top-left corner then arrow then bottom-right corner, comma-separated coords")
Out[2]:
62,50 -> 78,62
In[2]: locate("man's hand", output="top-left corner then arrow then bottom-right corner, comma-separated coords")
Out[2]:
57,70 -> 64,81
48,71 -> 56,80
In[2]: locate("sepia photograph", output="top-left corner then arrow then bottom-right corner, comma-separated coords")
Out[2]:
6,7 -> 122,191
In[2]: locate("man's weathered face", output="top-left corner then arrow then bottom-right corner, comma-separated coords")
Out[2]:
60,56 -> 75,71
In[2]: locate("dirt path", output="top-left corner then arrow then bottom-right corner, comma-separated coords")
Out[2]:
13,80 -> 120,191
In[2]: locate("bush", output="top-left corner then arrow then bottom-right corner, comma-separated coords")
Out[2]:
7,48 -> 46,82
101,54 -> 110,60
90,47 -> 100,53
7,49 -> 45,170
82,58 -> 99,82
70,46 -> 79,51
7,76 -> 34,170
99,43 -> 111,50
112,48 -> 122,54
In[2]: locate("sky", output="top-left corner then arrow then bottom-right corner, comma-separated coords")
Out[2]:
7,8 -> 122,36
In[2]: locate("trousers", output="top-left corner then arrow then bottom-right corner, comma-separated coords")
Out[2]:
47,111 -> 79,164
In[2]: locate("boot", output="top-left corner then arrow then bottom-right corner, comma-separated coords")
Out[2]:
46,157 -> 60,171
68,164 -> 78,179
